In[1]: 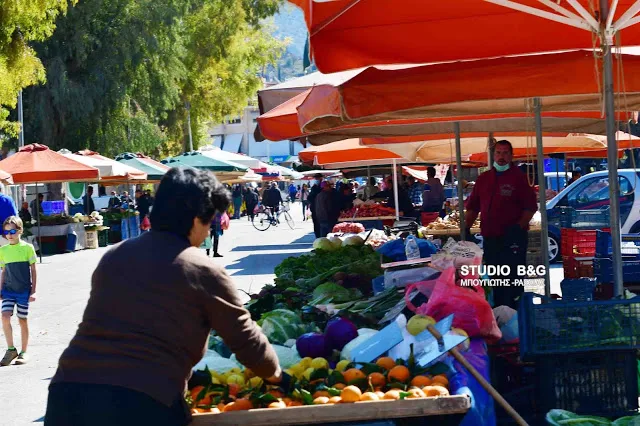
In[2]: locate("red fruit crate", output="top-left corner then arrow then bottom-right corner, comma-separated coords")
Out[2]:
562,256 -> 594,279
560,228 -> 609,257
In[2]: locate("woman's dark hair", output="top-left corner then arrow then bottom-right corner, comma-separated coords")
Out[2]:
150,167 -> 230,237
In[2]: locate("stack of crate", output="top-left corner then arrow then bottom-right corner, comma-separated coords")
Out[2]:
519,293 -> 640,420
593,231 -> 640,299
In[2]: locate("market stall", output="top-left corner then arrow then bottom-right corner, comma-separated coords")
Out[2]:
115,152 -> 170,181
0,144 -> 100,261
161,151 -> 248,180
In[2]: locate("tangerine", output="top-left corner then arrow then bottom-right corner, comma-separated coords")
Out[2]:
387,365 -> 410,383
288,401 -> 303,407
208,407 -> 221,414
340,385 -> 362,403
359,392 -> 380,401
383,390 -> 402,400
223,399 -> 253,412
268,401 -> 287,409
313,396 -> 330,405
422,385 -> 449,397
313,390 -> 331,399
343,368 -> 366,383
431,375 -> 449,388
368,372 -> 386,387
328,396 -> 342,404
410,375 -> 432,388
375,391 -> 386,399
334,383 -> 346,390
375,357 -> 396,371
228,383 -> 240,397
407,388 -> 426,398
267,389 -> 284,399
190,386 -> 205,401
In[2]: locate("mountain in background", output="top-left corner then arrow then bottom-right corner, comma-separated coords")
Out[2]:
262,3 -> 316,83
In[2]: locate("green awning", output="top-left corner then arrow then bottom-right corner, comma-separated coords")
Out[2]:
115,153 -> 169,181
161,152 -> 248,172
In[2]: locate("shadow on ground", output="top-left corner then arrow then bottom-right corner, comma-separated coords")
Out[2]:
232,243 -> 313,252
228,251 -> 309,276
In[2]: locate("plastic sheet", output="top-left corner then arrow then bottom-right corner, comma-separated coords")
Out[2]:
449,338 -> 496,426
376,238 -> 438,262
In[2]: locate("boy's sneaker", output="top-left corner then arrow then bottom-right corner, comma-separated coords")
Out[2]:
0,348 -> 18,366
14,352 -> 28,365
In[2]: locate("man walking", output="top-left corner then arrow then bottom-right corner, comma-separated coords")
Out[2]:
465,140 -> 537,309
307,174 -> 323,238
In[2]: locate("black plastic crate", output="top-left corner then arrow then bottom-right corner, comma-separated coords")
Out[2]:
536,350 -> 639,418
519,292 -> 640,358
595,230 -> 640,258
593,257 -> 640,283
560,278 -> 597,301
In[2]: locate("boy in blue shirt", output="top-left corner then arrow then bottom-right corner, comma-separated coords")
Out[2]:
0,216 -> 37,366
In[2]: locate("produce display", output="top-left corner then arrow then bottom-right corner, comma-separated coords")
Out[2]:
188,314 -> 455,414
421,211 -> 480,232
546,409 -> 639,425
340,204 -> 396,219
332,222 -> 366,234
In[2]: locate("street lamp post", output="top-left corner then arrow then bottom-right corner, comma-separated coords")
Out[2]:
185,101 -> 194,152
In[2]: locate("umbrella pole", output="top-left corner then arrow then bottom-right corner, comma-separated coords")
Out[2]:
534,98 -> 551,297
555,158 -> 560,192
36,183 -> 42,264
454,122 -> 466,241
601,3 -> 623,297
487,132 -> 494,170
392,158 -> 400,220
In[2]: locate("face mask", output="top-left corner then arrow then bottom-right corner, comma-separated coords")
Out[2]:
493,161 -> 510,172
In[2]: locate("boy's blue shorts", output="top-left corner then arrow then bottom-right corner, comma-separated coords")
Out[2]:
1,289 -> 30,319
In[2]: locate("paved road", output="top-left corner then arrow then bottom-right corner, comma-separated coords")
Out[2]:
0,204 -> 563,425
0,205 -> 314,426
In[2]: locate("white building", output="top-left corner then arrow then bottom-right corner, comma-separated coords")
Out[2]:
208,106 -> 303,164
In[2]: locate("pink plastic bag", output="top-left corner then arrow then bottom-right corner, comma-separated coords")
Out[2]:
424,267 -> 502,343
404,268 -> 455,313
220,212 -> 230,230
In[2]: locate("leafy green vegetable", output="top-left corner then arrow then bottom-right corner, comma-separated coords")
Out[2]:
546,409 -> 612,425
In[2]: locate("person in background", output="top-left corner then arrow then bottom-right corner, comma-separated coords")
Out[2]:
308,174 -> 323,238
288,183 -> 298,203
422,167 -> 446,213
30,193 -> 44,219
107,191 -> 122,211
135,189 -> 151,223
231,185 -> 243,220
19,202 -> 32,225
45,168 -> 282,426
407,176 -> 423,208
363,177 -> 378,201
315,181 -> 340,237
465,140 -> 537,309
339,183 -> 355,212
83,187 -> 95,215
567,167 -> 582,186
243,185 -> 258,222
0,216 -> 37,366
205,214 -> 223,258
120,191 -> 133,206
300,184 -> 310,221
262,182 -> 283,218
373,177 -> 414,217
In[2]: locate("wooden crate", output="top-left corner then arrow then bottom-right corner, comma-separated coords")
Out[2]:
190,395 -> 470,426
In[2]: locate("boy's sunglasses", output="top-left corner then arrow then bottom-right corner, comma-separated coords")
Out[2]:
3,229 -> 18,236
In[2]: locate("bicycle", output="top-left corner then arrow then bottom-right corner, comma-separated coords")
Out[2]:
252,202 -> 295,231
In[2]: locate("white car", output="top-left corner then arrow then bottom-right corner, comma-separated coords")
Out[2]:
545,169 -> 640,262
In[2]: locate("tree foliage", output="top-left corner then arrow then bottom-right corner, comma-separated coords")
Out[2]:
14,0 -> 284,157
0,0 -> 73,135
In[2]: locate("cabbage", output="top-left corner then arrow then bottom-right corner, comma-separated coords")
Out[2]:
258,309 -> 305,345
296,332 -> 332,358
329,236 -> 343,249
340,330 -> 378,360
313,237 -> 337,251
312,282 -> 354,303
193,352 -> 242,373
325,317 -> 358,351
342,235 -> 364,247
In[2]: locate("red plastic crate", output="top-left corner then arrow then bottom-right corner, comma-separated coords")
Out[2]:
420,212 -> 440,226
562,256 -> 594,278
560,228 -> 610,257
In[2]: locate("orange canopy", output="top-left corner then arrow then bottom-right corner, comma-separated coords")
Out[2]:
298,138 -> 405,167
289,0 -> 640,73
469,147 -> 624,163
297,51 -> 640,134
0,144 -> 99,184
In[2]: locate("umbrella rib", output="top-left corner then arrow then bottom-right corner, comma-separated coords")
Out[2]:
311,0 -> 363,37
484,0 -> 594,31
612,0 -> 640,32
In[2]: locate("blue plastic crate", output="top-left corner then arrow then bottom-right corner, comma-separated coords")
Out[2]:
41,200 -> 65,216
593,257 -> 640,283
560,278 -> 597,301
519,292 -> 640,359
120,219 -> 129,240
595,231 -> 640,258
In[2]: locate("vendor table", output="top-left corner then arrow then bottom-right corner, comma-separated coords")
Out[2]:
191,396 -> 470,426
30,223 -> 87,251
338,216 -> 397,230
